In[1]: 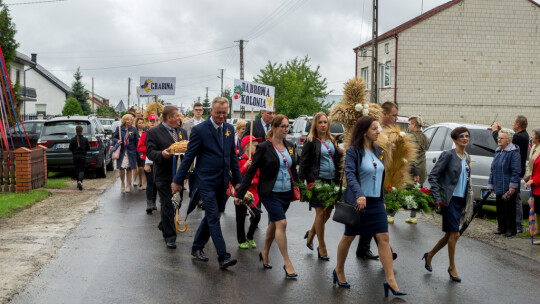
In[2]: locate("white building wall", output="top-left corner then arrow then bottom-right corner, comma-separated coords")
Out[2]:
24,69 -> 68,116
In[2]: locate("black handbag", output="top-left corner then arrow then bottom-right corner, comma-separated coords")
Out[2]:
332,161 -> 362,227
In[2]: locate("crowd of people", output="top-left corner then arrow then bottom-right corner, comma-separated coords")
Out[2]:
75,96 -> 538,297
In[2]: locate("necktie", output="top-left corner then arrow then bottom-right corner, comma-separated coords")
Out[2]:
266,124 -> 270,133
171,128 -> 178,143
217,126 -> 223,148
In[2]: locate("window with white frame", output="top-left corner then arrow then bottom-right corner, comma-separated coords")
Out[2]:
380,62 -> 391,88
361,67 -> 369,89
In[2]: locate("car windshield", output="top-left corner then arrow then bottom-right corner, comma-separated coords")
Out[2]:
466,129 -> 498,157
330,123 -> 344,133
43,121 -> 92,136
99,119 -> 113,126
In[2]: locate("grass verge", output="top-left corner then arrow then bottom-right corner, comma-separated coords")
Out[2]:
43,171 -> 71,189
0,189 -> 51,218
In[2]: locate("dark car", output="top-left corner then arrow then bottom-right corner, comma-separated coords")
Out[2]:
1,120 -> 45,149
37,115 -> 114,177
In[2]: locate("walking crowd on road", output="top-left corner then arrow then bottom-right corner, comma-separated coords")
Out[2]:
103,94 -> 538,298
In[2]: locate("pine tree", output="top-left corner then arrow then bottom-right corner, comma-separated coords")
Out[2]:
0,0 -> 19,71
70,67 -> 91,115
202,96 -> 211,116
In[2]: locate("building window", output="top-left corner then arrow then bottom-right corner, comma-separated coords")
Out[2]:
361,67 -> 369,89
16,70 -> 20,84
385,43 -> 389,54
380,62 -> 391,88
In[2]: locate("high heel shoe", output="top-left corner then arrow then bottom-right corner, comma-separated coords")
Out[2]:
383,280 -> 407,297
304,230 -> 313,251
448,268 -> 462,282
422,252 -> 432,272
332,269 -> 350,288
283,265 -> 298,278
317,247 -> 330,261
258,252 -> 272,269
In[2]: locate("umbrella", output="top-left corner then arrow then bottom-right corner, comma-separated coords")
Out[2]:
460,191 -> 490,235
529,190 -> 535,245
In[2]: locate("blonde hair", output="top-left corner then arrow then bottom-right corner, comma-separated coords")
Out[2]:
266,114 -> 289,140
307,112 -> 332,143
121,114 -> 134,127
235,120 -> 247,132
212,96 -> 229,107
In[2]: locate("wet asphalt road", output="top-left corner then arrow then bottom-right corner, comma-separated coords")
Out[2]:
10,179 -> 540,304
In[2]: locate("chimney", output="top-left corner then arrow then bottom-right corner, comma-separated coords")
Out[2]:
31,53 -> 37,63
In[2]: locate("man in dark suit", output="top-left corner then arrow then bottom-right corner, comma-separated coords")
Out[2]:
242,110 -> 274,141
146,105 -> 188,249
172,97 -> 242,270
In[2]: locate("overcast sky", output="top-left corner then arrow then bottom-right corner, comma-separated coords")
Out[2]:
8,0 -> 448,110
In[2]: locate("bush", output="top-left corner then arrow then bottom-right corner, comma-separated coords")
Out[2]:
62,97 -> 84,116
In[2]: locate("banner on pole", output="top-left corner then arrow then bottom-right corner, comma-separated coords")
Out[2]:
232,79 -> 274,111
139,76 -> 176,96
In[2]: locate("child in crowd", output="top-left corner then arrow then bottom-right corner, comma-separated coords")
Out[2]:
69,125 -> 90,191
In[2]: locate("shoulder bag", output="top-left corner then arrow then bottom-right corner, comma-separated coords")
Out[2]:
112,124 -> 122,160
332,148 -> 362,227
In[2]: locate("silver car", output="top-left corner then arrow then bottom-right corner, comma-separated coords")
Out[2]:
423,122 -> 529,205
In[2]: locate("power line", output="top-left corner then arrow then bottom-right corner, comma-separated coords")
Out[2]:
6,0 -> 67,5
49,45 -> 235,71
247,0 -> 308,41
242,0 -> 293,39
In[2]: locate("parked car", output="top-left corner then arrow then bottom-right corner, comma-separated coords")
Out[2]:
98,118 -> 115,134
110,121 -> 121,136
287,115 -> 344,163
396,115 -> 410,132
423,122 -> 530,207
37,115 -> 114,177
1,120 -> 46,149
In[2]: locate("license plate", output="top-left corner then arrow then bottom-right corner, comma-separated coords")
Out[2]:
481,189 -> 496,200
56,143 -> 69,149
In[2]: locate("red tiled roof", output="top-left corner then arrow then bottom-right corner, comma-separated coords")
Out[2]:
88,96 -> 105,107
354,0 -> 540,52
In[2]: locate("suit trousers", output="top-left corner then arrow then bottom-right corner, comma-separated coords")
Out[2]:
357,234 -> 376,254
155,181 -> 176,242
73,157 -> 86,182
192,187 -> 230,261
235,204 -> 261,243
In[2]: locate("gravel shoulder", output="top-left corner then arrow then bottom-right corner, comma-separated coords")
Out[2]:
414,210 -> 540,263
0,171 -> 118,304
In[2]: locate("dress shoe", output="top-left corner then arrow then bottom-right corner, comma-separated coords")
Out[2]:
317,247 -> 330,261
166,241 -> 176,249
146,200 -> 153,214
505,231 -> 516,237
448,268 -> 462,282
357,250 -> 379,260
422,252 -> 432,272
219,258 -> 237,270
304,230 -> 313,251
332,269 -> 350,288
493,230 -> 505,235
383,280 -> 407,297
259,252 -> 272,269
191,249 -> 209,261
283,265 -> 298,278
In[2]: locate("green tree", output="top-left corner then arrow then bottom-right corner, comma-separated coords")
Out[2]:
253,56 -> 330,119
70,68 -> 91,115
202,96 -> 210,116
0,1 -> 19,71
96,105 -> 116,118
62,97 -> 84,116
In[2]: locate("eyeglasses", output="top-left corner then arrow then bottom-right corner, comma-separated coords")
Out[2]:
279,125 -> 290,129
458,135 -> 470,139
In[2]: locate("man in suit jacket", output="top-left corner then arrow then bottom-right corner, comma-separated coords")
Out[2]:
172,97 -> 242,270
242,110 -> 274,141
183,102 -> 205,139
146,105 -> 188,249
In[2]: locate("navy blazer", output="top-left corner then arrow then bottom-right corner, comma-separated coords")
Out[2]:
173,119 -> 242,190
342,145 -> 385,206
428,149 -> 472,205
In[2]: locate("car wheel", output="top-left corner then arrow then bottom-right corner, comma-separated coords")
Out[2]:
106,158 -> 114,171
96,158 -> 107,178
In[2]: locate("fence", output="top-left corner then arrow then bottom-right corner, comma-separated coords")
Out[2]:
0,146 -> 47,193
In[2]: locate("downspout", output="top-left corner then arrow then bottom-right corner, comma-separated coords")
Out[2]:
394,34 -> 398,105
355,49 -> 358,78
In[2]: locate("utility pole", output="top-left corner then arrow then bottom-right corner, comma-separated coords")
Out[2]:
91,77 -> 94,113
219,68 -> 225,96
127,77 -> 132,110
371,0 -> 379,104
235,39 -> 247,119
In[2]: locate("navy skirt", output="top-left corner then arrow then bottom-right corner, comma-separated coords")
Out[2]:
442,196 -> 465,232
260,190 -> 293,222
344,197 -> 388,236
309,178 -> 334,209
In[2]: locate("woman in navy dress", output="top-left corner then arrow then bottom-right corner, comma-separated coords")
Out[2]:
333,116 -> 405,297
424,126 -> 473,282
112,114 -> 139,192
